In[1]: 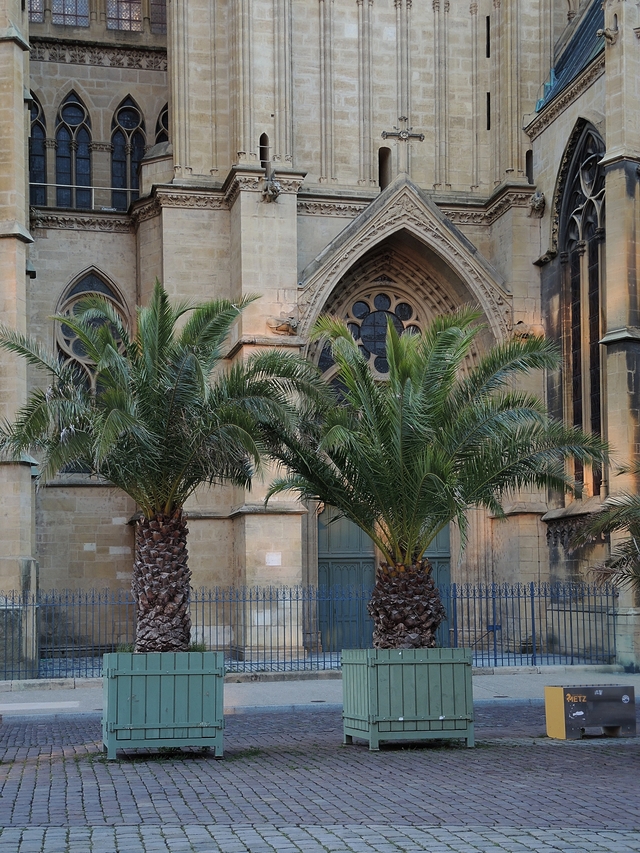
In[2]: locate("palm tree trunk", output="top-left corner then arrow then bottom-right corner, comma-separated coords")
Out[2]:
132,510 -> 191,652
368,559 -> 446,649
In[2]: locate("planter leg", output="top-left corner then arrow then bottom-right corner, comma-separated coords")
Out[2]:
368,730 -> 380,751
466,727 -> 475,748
106,742 -> 117,760
343,734 -> 353,745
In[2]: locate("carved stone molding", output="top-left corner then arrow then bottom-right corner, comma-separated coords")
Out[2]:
525,53 -> 605,141
89,142 -> 113,152
298,181 -> 512,341
275,176 -> 306,194
155,191 -> 227,210
30,209 -> 132,233
441,187 -> 534,226
130,198 -> 161,226
30,38 -> 167,72
131,190 -> 228,227
224,174 -> 262,207
297,199 -> 369,217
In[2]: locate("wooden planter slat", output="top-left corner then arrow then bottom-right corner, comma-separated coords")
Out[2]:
102,651 -> 224,760
342,648 -> 474,750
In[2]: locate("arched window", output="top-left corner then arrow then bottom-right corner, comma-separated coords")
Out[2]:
259,133 -> 270,171
378,147 -> 392,190
57,272 -> 127,392
111,97 -> 146,211
56,93 -> 91,209
560,124 -> 605,497
155,104 -> 169,144
106,0 -> 142,31
29,96 -> 47,206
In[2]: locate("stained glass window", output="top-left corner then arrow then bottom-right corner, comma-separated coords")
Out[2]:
28,0 -> 44,23
111,98 -> 146,210
560,124 -> 605,496
29,98 -> 47,205
57,273 -> 127,392
52,0 -> 89,27
106,0 -> 142,31
150,0 -> 167,34
155,104 -> 169,144
319,289 -> 422,378
55,93 -> 91,209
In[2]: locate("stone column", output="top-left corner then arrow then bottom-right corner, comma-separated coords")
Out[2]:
0,1 -> 38,594
223,169 -> 309,662
0,3 -> 39,680
599,0 -> 640,669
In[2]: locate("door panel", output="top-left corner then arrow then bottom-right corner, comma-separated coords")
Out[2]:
317,507 -> 451,650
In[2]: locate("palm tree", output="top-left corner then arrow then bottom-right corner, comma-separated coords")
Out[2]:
0,281 -> 326,652
570,462 -> 640,593
266,308 -> 609,649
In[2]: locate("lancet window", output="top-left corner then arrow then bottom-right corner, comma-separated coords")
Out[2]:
29,97 -> 47,206
111,97 -> 146,210
55,93 -> 92,209
155,104 -> 169,144
560,124 -> 605,497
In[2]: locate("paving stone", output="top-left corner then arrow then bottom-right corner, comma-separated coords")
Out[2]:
0,706 -> 639,851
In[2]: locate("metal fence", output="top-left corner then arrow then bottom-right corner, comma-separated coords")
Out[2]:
0,581 -> 618,680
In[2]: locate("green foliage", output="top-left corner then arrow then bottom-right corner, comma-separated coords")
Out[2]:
266,308 -> 608,567
570,462 -> 640,592
0,280 -> 327,519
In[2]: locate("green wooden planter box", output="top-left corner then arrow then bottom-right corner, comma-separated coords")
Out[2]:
102,651 -> 224,760
342,647 -> 474,750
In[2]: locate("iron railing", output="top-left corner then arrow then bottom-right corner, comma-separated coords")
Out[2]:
0,582 -> 618,680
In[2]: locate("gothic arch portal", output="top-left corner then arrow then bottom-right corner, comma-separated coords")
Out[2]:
298,176 -> 512,342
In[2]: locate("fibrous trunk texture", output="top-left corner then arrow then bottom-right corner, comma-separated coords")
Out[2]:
132,511 -> 191,652
368,559 -> 447,649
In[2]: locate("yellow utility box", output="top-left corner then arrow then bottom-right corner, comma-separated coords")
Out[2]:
544,685 -> 636,739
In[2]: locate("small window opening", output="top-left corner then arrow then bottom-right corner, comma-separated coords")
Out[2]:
525,150 -> 534,185
486,93 -> 491,131
486,16 -> 491,58
259,133 -> 270,173
378,147 -> 392,190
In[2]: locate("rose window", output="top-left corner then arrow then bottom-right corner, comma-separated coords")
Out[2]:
318,291 -> 422,378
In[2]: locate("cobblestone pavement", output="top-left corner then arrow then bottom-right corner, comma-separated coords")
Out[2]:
1,704 -> 639,852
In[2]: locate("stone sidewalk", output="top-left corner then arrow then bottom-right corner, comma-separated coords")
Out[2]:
1,704 -> 639,852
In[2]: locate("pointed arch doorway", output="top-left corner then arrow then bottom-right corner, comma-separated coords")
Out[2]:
317,506 -> 451,650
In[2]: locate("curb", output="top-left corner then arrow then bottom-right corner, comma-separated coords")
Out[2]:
0,663 -> 626,693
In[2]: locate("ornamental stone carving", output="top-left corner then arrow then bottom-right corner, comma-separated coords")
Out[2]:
297,200 -> 369,217
528,190 -> 546,218
30,38 -> 167,72
30,210 -> 132,233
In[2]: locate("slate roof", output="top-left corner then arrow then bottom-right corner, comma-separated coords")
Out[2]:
536,0 -> 604,112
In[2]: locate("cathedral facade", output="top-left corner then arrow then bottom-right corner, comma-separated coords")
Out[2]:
1,0 -> 639,664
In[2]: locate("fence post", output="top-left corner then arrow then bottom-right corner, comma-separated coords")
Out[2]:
491,585 -> 498,666
451,583 -> 458,648
530,581 -> 537,667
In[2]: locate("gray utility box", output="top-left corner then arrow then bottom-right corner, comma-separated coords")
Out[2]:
545,685 -> 636,739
